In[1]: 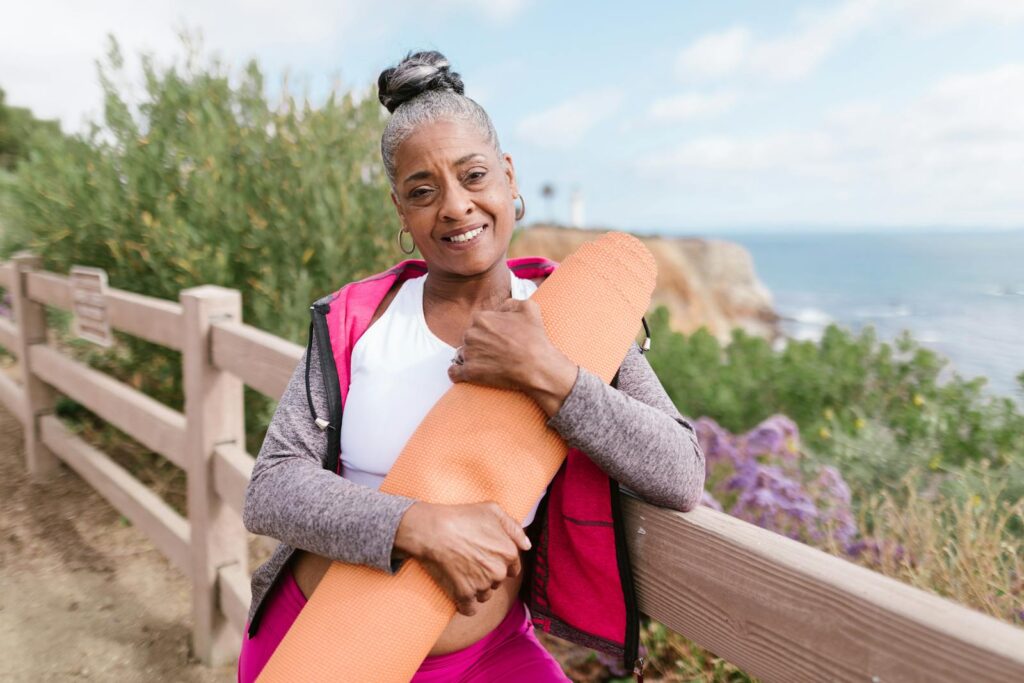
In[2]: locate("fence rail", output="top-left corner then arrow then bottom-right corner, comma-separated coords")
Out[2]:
1,253 -> 1023,681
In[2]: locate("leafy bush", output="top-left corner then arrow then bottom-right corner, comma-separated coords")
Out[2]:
645,306 -> 1024,495
1,35 -> 402,449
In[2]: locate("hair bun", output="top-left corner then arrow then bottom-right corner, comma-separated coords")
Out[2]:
377,50 -> 465,113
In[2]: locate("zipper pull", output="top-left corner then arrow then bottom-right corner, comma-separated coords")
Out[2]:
314,417 -> 331,431
633,657 -> 645,683
640,316 -> 652,353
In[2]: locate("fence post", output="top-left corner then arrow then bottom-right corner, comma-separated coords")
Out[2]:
181,285 -> 248,665
10,252 -> 59,480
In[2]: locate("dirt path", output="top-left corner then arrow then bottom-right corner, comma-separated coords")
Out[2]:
0,403 -> 237,682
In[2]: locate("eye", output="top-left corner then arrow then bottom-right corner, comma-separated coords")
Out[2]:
409,187 -> 432,199
466,169 -> 487,182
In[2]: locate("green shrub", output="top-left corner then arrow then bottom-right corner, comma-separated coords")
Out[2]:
648,307 -> 1024,461
1,34 -> 403,450
645,306 -> 1024,508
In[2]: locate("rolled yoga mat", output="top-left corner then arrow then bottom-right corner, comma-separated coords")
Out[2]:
258,231 -> 657,682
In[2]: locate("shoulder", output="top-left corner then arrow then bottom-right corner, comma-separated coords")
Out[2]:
370,280 -> 404,327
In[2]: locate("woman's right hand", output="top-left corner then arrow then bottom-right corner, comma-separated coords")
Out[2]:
393,501 -> 532,616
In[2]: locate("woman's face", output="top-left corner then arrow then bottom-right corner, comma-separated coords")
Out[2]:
390,118 -> 518,278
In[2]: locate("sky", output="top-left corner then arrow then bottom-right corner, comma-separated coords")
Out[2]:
3,0 -> 1024,235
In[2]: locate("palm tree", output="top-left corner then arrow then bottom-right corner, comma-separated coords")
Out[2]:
541,183 -> 555,224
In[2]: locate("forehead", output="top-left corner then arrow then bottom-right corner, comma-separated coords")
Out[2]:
394,119 -> 495,179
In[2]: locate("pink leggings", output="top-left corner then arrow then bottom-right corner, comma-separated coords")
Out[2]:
237,566 -> 568,682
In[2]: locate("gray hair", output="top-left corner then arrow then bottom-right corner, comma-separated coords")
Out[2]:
378,50 -> 502,188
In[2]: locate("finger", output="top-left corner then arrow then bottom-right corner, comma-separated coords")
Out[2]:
498,509 -> 532,552
457,600 -> 477,616
447,362 -> 465,383
475,588 -> 494,603
508,554 -> 522,578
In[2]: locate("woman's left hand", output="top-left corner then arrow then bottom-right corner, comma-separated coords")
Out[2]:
447,298 -> 578,417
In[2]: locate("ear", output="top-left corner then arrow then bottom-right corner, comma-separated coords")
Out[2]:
502,152 -> 519,199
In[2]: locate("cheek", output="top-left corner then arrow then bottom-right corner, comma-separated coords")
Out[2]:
486,190 -> 514,219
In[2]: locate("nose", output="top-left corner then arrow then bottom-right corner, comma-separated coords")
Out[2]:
439,182 -> 474,221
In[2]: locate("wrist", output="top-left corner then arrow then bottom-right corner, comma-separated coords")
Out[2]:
393,501 -> 432,559
524,348 -> 578,418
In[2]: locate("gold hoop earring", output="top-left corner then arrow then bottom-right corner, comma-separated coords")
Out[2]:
514,194 -> 526,222
398,227 -> 416,255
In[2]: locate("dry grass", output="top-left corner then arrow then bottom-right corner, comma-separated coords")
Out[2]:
844,473 -> 1024,626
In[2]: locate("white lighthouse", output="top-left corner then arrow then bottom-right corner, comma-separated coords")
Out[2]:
569,189 -> 585,228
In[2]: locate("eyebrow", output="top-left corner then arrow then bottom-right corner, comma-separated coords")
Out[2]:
402,153 -> 487,184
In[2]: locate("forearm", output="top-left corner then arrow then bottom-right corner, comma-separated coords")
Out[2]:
546,345 -> 706,511
241,338 -> 415,573
244,454 -> 414,572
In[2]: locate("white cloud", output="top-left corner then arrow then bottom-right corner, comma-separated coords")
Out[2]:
0,0 -> 532,132
675,27 -> 751,80
436,0 -> 531,23
640,64 -> 1024,226
649,90 -> 738,122
674,0 -> 1024,85
515,87 -> 624,149
897,0 -> 1024,29
675,0 -> 880,83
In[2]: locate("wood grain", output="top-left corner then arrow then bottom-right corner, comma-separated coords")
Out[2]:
40,414 -> 191,573
0,371 -> 26,425
181,286 -> 250,666
623,496 -> 1024,683
28,344 -> 187,468
217,562 -> 252,636
25,271 -> 184,349
0,317 -> 19,354
212,443 -> 254,517
0,262 -> 14,289
210,321 -> 302,400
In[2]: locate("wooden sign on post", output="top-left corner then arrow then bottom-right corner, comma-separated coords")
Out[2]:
70,266 -> 113,347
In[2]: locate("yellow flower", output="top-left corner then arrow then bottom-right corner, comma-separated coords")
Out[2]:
928,455 -> 941,470
969,494 -> 981,508
854,417 -> 866,430
818,427 -> 831,440
823,407 -> 835,421
913,394 -> 925,407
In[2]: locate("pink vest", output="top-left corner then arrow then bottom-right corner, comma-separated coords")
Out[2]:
307,257 -> 639,670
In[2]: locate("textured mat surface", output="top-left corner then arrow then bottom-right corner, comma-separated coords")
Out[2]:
258,232 -> 656,682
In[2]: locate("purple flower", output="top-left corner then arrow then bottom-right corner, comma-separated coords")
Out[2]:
845,537 -> 910,567
696,414 -> 859,547
694,416 -> 743,466
700,490 -> 723,511
743,414 -> 801,461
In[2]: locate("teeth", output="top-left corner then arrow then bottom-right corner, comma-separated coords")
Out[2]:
449,226 -> 484,243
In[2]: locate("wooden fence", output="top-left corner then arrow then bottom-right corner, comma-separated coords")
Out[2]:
1,253 -> 1023,681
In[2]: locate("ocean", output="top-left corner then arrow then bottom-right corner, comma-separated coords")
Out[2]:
715,229 -> 1024,401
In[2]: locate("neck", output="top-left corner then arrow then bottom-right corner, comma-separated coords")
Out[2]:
422,259 -> 513,311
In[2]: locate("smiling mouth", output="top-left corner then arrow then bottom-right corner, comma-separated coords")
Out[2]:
442,225 -> 486,244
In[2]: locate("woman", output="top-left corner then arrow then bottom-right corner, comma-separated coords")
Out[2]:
238,50 -> 705,682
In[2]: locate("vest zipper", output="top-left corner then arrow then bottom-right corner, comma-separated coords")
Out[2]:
310,302 -> 343,474
247,302 -> 342,638
609,369 -> 641,671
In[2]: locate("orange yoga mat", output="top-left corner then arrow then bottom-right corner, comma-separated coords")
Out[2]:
258,232 -> 657,682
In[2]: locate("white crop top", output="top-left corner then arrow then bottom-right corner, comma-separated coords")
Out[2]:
340,271 -> 545,527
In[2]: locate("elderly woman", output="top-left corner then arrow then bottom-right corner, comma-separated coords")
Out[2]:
237,50 -> 705,682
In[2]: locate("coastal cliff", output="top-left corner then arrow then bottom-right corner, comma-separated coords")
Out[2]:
509,225 -> 780,343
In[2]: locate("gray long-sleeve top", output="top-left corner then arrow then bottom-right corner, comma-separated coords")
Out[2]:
241,329 -> 705,622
